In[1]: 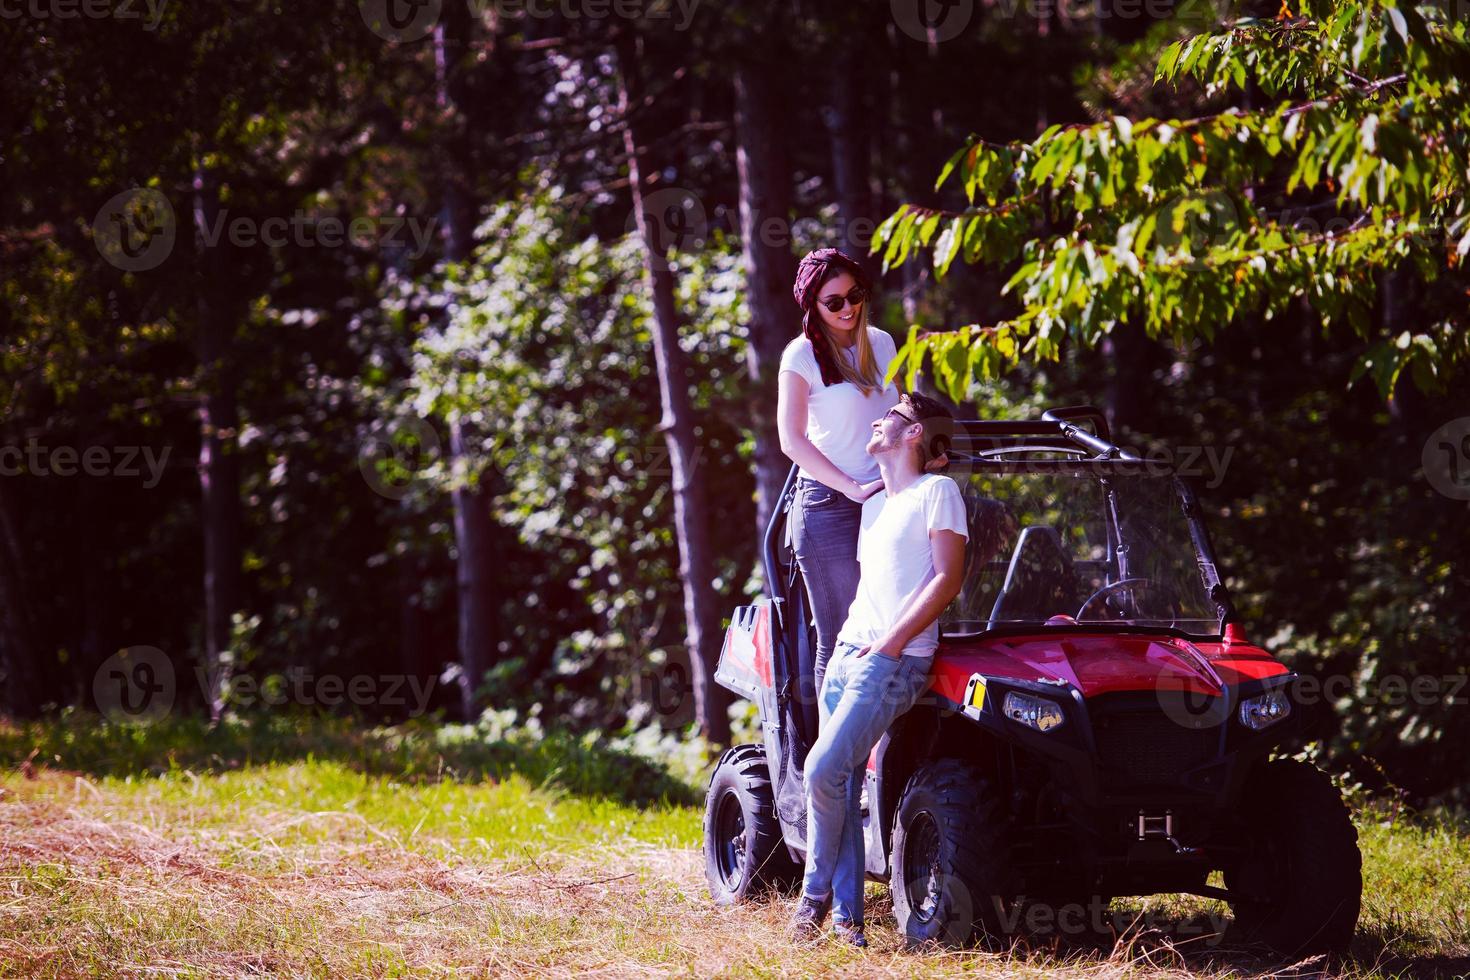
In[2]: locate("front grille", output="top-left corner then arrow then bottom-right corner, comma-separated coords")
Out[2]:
1094,711 -> 1222,785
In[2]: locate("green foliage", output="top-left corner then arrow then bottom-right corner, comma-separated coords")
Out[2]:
6,0 -> 1466,807
383,185 -> 754,730
875,0 -> 1470,403
1,709 -> 700,806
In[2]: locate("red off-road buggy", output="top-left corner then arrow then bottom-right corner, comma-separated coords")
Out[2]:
703,407 -> 1361,957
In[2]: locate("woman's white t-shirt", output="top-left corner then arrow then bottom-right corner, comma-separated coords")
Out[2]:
779,327 -> 901,484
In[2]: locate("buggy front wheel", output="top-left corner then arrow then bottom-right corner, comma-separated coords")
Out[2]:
1225,759 -> 1362,957
702,744 -> 800,905
890,759 -> 1016,948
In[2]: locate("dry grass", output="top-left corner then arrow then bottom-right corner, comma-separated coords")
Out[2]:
1,725 -> 1467,978
0,771 -> 1227,978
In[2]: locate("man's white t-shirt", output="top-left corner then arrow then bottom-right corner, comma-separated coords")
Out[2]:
836,473 -> 970,660
779,327 -> 901,484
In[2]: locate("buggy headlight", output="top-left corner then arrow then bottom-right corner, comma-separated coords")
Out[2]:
1003,692 -> 1065,732
1238,690 -> 1292,731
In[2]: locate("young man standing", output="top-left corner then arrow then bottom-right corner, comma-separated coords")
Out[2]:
791,392 -> 969,947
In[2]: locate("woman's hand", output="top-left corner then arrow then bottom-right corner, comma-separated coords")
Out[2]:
923,452 -> 950,472
844,478 -> 884,504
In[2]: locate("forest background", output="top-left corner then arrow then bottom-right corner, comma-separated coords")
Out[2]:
2,0 -> 1467,804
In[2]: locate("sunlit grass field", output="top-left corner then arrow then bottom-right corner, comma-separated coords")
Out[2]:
1,714 -> 1466,978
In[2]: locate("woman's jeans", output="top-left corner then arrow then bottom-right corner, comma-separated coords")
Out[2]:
790,477 -> 862,704
802,641 -> 931,926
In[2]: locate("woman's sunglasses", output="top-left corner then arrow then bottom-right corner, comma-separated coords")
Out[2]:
818,286 -> 868,314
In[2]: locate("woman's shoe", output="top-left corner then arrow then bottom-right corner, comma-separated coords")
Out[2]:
790,894 -> 831,941
833,918 -> 868,948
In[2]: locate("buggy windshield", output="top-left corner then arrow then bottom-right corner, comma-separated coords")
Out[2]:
942,470 -> 1221,636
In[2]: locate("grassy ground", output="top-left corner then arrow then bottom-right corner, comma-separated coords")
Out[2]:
1,714 -> 1466,978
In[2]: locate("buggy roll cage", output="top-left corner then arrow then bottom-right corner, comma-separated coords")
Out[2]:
761,405 -> 1239,639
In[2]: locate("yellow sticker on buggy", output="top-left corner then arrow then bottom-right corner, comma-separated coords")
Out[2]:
963,674 -> 988,718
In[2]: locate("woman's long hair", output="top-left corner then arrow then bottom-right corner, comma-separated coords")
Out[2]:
792,248 -> 882,396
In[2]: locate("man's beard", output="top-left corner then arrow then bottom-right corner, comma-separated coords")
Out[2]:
867,434 -> 899,458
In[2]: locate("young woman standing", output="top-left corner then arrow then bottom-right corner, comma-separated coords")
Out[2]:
777,248 -> 902,703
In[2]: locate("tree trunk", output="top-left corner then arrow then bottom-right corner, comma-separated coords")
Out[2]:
77,477 -> 107,705
193,162 -> 242,724
398,530 -> 426,717
733,17 -> 797,547
449,420 -> 498,718
435,7 -> 501,720
1102,321 -> 1151,441
889,31 -> 927,323
0,482 -> 41,717
828,44 -> 874,271
616,28 -> 731,745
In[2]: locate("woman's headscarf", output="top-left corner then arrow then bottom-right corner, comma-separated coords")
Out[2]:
792,247 -> 874,389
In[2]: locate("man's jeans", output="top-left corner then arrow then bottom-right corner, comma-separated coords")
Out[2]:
802,640 -> 930,926
790,477 -> 862,701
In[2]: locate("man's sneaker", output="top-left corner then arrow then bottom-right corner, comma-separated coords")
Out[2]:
790,894 -> 830,941
833,919 -> 868,948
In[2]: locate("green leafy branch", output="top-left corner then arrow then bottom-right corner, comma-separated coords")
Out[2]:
875,0 -> 1470,403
